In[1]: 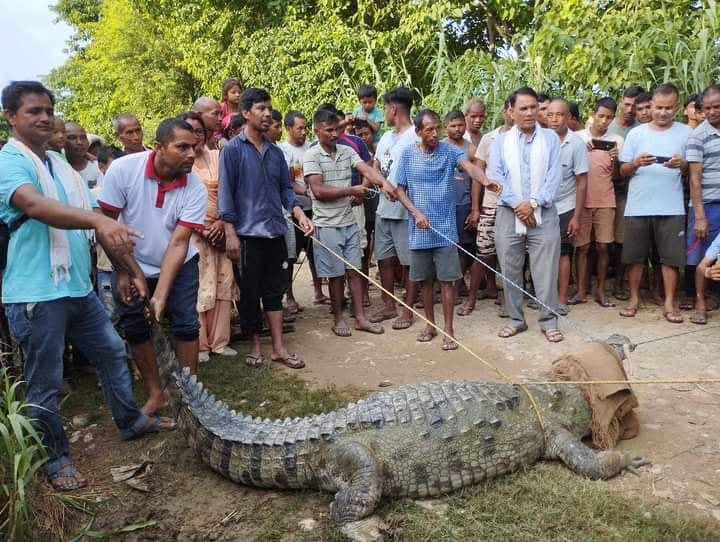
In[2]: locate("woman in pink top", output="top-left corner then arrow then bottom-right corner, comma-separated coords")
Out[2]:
179,112 -> 237,362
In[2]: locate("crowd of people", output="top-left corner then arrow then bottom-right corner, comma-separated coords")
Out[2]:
2,76 -> 720,492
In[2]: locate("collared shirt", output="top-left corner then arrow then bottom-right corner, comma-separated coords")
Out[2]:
99,150 -> 207,278
620,122 -> 691,216
487,127 -> 562,209
218,129 -> 299,238
554,131 -> 589,215
686,119 -> 720,206
303,143 -> 362,228
395,142 -> 464,249
0,144 -> 97,303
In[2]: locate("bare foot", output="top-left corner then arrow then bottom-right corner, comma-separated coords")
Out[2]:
141,395 -> 168,416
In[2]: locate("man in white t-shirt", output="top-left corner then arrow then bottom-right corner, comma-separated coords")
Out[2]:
369,87 -> 420,330
278,111 -> 327,307
99,118 -> 208,415
64,121 -> 104,189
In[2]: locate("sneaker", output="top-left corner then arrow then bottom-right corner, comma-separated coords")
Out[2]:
198,351 -> 210,363
215,347 -> 238,357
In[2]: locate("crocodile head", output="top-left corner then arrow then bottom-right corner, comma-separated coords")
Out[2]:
605,334 -> 632,360
530,382 -> 594,439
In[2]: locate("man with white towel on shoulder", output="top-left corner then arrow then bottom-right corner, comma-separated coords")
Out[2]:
487,86 -> 563,342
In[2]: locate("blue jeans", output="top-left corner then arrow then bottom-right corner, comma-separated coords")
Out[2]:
5,294 -> 150,476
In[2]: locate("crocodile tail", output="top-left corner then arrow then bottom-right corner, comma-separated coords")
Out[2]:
153,329 -> 183,416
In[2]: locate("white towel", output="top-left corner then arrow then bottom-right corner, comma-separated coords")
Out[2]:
503,123 -> 549,234
7,138 -> 94,285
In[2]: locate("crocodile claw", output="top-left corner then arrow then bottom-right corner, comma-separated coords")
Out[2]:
340,516 -> 389,542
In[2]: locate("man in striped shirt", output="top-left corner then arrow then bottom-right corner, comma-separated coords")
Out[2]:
686,84 -> 720,324
303,108 -> 395,338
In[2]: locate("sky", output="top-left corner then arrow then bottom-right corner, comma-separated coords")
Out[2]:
0,1 -> 73,87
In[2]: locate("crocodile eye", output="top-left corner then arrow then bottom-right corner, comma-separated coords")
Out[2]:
552,390 -> 563,400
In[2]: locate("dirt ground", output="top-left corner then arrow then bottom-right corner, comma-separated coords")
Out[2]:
62,264 -> 720,540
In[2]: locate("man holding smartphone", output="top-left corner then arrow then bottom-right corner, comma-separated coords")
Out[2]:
573,97 -> 624,308
618,83 -> 691,322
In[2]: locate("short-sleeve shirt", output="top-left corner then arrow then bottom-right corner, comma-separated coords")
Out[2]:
353,105 -> 384,143
475,127 -> 503,208
278,141 -> 311,210
98,151 -> 208,278
608,119 -> 637,140
554,131 -> 590,215
577,129 -> 623,209
395,142 -> 464,249
303,144 -> 362,228
0,145 -> 96,303
375,126 -> 420,220
620,122 -> 691,216
77,160 -> 104,189
686,120 -> 720,206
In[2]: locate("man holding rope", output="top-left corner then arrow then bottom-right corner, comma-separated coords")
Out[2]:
394,109 -> 500,351
488,87 -> 564,342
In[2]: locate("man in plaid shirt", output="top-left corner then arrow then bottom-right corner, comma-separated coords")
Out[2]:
394,109 -> 500,351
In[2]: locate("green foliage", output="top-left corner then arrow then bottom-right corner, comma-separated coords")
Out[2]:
46,0 -> 720,139
0,370 -> 48,542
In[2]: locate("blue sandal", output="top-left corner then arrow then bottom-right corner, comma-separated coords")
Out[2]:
48,464 -> 88,492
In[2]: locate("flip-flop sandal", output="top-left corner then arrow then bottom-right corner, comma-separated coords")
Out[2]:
679,298 -> 694,311
48,465 -> 88,492
498,324 -> 528,338
619,306 -> 638,318
285,303 -> 302,314
416,328 -> 437,342
369,310 -> 398,323
613,291 -> 630,301
391,317 -> 414,330
272,353 -> 306,369
442,336 -> 459,351
245,352 -> 263,367
356,322 -> 384,335
527,300 -> 539,310
567,296 -> 587,305
705,296 -> 719,312
543,328 -> 564,343
557,304 -> 570,316
135,415 -> 177,437
663,311 -> 684,324
498,306 -> 509,318
313,296 -> 331,305
332,323 -> 353,337
690,310 -> 707,325
456,305 -> 475,316
595,298 -> 616,308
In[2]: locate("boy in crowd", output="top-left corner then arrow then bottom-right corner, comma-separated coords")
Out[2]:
303,108 -> 394,337
267,109 -> 283,143
352,84 -> 384,143
545,98 -> 589,314
573,97 -> 623,307
99,118 -> 208,414
686,84 -> 720,324
443,110 -> 478,298
634,92 -> 653,124
47,115 -> 66,153
458,98 -> 513,316
685,94 -> 702,129
64,121 -> 104,189
394,109 -> 499,351
618,83 -> 691,322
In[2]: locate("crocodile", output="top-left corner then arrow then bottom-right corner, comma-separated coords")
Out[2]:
156,332 -> 646,536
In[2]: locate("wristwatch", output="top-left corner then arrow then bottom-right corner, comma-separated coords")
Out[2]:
530,198 -> 538,209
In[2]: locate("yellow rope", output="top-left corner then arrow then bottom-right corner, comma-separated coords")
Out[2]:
288,219 -> 551,444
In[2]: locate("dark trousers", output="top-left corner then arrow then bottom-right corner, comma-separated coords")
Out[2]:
236,236 -> 289,334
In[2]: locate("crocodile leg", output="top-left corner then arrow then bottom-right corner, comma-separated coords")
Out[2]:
318,441 -> 384,524
545,428 -> 649,480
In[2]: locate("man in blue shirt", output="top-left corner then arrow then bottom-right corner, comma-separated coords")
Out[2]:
219,88 -> 313,369
0,81 -> 174,492
394,109 -> 499,351
488,87 -> 564,342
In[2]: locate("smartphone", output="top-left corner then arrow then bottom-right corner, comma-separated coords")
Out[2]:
655,156 -> 672,163
591,139 -> 616,151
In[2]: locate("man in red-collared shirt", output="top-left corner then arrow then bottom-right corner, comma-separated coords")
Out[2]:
99,118 -> 208,415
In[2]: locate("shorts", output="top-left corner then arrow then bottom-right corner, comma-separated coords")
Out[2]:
686,204 -> 720,265
313,224 -> 362,278
294,209 -> 312,256
364,193 -> 379,231
409,244 -> 462,282
622,215 -> 685,267
614,195 -> 627,243
476,206 -> 497,257
375,216 -> 410,265
575,207 -> 615,247
352,204 -> 368,250
558,209 -> 574,256
284,220 -> 297,261
113,255 -> 200,345
455,203 -> 476,252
